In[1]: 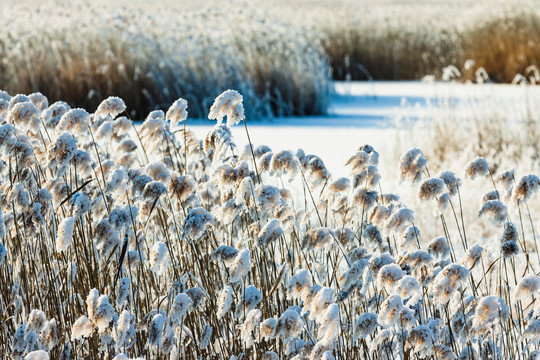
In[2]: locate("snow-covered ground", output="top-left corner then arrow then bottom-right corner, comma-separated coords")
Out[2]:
190,81 -> 540,177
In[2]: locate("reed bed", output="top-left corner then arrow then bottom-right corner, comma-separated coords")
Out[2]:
2,86 -> 540,360
2,0 -> 540,120
0,1 -> 330,119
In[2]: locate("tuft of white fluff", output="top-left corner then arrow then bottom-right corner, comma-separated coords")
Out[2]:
115,310 -> 135,350
96,96 -> 126,118
464,156 -> 489,180
275,308 -> 303,341
29,92 -> 48,110
8,101 -> 41,133
27,309 -> 47,333
87,288 -> 99,321
471,296 -> 508,332
24,351 -> 49,360
217,286 -> 234,319
257,218 -> 284,247
512,174 -> 540,204
317,303 -> 340,340
56,217 -> 75,252
105,169 -> 127,194
150,241 -> 170,276
260,317 -> 278,340
116,277 -> 131,307
235,285 -> 262,318
378,295 -> 404,327
40,319 -> 58,351
384,208 -> 415,236
513,274 -> 540,302
166,98 -> 188,127
183,207 -> 214,240
241,309 -> 262,346
309,287 -> 334,321
287,269 -> 313,300
377,264 -> 404,293
229,248 -> 252,283
208,90 -> 245,127
199,324 -> 213,349
353,313 -> 378,341
95,295 -> 115,332
170,293 -> 192,324
418,178 -> 446,201
399,148 -> 427,183
71,315 -> 93,341
56,108 -> 90,134
147,313 -> 165,347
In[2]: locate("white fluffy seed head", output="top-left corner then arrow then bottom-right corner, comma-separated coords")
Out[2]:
86,288 -> 99,322
217,286 -> 234,319
378,295 -> 403,327
147,314 -> 165,347
241,309 -> 262,346
399,148 -> 427,183
95,295 -> 115,332
229,249 -> 252,283
150,241 -> 169,276
461,244 -> 483,270
512,174 -> 540,204
353,313 -> 378,341
287,269 -> 313,300
71,315 -> 93,341
166,98 -> 188,127
208,89 -> 245,127
513,274 -> 540,302
96,96 -> 126,118
275,309 -> 302,341
472,296 -> 508,332
478,200 -> 507,224
56,108 -> 90,134
40,319 -> 58,351
170,293 -> 192,324
438,170 -> 462,196
8,101 -> 41,133
116,277 -> 131,307
418,178 -> 446,201
464,157 -> 489,180
24,350 -> 49,360
385,208 -> 415,236
260,318 -> 278,340
27,309 -> 47,334
56,217 -> 75,252
257,218 -> 284,248
199,323 -> 213,349
377,264 -> 405,292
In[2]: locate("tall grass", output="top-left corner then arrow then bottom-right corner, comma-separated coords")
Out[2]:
0,2 -> 329,119
401,83 -> 540,172
2,0 -> 540,121
461,12 -> 540,83
3,85 -> 540,359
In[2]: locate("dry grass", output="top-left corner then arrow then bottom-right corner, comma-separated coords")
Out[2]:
2,84 -> 540,359
1,0 -> 540,120
0,2 -> 329,119
314,1 -> 540,83
402,85 -> 540,173
322,26 -> 462,81
461,12 -> 540,83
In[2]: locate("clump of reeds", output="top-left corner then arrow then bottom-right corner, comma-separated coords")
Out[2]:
2,86 -> 540,360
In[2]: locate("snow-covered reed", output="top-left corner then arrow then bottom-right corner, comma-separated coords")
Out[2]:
2,87 -> 540,360
0,1 -> 329,119
2,0 -> 540,124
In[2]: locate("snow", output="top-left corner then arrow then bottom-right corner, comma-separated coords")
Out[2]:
188,81 -> 540,177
